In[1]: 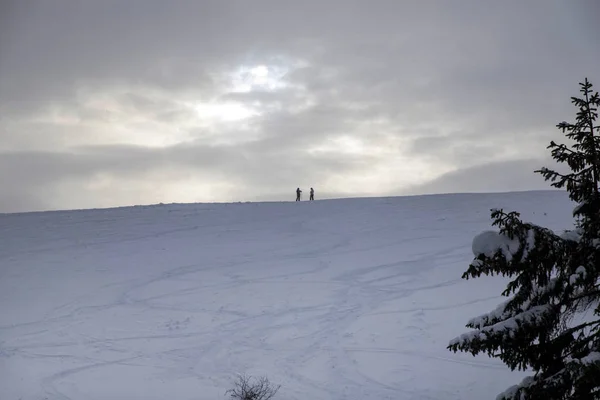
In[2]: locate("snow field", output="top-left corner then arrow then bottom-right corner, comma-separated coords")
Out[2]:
0,191 -> 575,399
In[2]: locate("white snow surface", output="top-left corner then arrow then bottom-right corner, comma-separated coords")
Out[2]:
0,191 -> 575,400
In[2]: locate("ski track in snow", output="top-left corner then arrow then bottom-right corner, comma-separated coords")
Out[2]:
0,191 -> 575,400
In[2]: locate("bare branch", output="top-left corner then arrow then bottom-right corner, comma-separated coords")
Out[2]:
225,374 -> 281,400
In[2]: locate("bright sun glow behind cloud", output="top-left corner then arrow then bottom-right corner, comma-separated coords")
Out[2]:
250,65 -> 269,81
191,64 -> 290,123
230,64 -> 289,93
194,102 -> 257,122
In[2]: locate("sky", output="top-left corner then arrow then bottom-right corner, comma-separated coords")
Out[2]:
1,1 -> 599,213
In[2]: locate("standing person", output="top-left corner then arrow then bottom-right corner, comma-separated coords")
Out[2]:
296,187 -> 302,201
309,187 -> 314,201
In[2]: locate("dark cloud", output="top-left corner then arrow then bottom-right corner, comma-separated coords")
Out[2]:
1,0 -> 599,212
399,158 -> 568,196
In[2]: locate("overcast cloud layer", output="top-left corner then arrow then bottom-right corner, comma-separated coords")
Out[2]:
1,1 -> 599,212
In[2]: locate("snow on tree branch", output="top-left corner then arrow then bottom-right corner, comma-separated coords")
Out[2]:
471,230 -> 520,261
449,304 -> 554,347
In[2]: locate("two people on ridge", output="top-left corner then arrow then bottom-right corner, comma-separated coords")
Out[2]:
296,187 -> 314,201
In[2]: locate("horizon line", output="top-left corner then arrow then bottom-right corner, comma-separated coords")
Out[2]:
0,188 -> 564,216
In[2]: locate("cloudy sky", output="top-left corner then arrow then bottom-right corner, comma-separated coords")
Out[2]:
1,1 -> 599,212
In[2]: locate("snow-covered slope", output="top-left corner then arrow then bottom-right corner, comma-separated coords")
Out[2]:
0,191 -> 575,400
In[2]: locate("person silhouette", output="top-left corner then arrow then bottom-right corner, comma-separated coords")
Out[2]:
309,187 -> 314,201
296,187 -> 302,201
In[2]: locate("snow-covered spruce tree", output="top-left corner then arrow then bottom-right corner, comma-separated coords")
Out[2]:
447,78 -> 600,400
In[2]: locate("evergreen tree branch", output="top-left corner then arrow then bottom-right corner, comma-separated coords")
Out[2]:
571,289 -> 600,303
449,78 -> 600,399
582,78 -> 600,200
